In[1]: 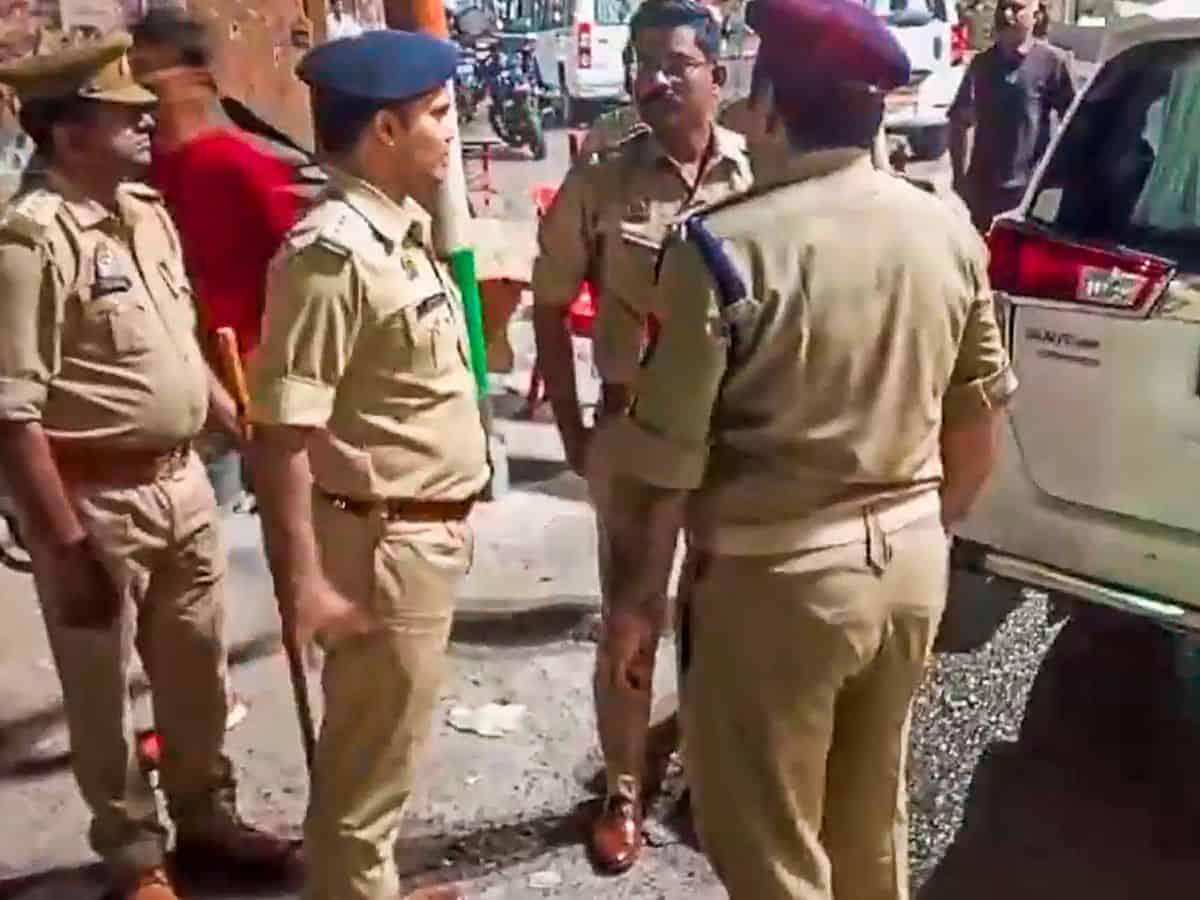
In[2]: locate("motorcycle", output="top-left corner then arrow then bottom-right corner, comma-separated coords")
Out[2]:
453,39 -> 492,126
484,36 -> 550,161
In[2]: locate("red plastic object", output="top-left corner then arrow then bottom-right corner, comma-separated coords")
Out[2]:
136,729 -> 162,771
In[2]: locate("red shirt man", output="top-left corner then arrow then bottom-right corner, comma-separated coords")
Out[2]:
131,11 -> 300,359
150,129 -> 298,357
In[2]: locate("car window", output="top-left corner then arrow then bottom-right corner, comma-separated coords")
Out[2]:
595,0 -> 641,25
1030,38 -> 1200,268
863,0 -> 945,22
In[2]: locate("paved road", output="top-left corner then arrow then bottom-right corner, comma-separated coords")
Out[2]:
2,124 -> 1199,899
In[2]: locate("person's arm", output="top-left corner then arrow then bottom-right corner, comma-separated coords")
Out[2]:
597,236 -> 729,684
532,166 -> 596,474
940,241 -> 1019,526
948,61 -> 977,192
1050,53 -> 1078,121
206,366 -> 243,440
248,242 -> 370,645
0,240 -> 119,627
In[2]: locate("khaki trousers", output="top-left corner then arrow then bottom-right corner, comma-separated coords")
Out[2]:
304,493 -> 472,900
681,516 -> 948,900
588,433 -> 675,803
28,454 -> 235,882
592,515 -> 676,802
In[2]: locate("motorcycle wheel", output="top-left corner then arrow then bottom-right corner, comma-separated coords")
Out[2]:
529,115 -> 547,161
489,106 -> 515,147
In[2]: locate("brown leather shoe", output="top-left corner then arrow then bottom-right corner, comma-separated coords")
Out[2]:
402,885 -> 467,899
121,867 -> 180,900
174,817 -> 302,881
590,796 -> 643,874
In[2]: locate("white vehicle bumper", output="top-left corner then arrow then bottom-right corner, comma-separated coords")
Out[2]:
567,70 -> 627,101
884,65 -> 964,133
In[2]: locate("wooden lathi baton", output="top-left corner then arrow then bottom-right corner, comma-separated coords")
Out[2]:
213,326 -> 318,771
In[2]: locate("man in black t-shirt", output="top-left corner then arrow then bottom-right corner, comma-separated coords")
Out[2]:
949,0 -> 1075,233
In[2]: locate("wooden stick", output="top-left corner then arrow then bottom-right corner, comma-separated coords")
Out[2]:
213,327 -> 318,771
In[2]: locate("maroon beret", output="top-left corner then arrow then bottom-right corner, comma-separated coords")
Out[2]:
748,0 -> 911,103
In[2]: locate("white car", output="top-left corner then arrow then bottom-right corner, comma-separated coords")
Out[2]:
952,5 -> 1200,633
870,0 -> 968,160
530,0 -> 644,124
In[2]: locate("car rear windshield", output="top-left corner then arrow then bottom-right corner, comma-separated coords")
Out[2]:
1030,38 -> 1200,268
596,0 -> 641,25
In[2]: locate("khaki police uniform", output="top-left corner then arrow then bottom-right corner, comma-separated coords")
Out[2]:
249,169 -> 488,900
0,133 -> 238,896
576,103 -> 647,161
532,125 -> 752,804
601,149 -> 1017,899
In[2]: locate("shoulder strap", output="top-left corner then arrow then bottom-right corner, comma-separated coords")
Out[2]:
680,213 -> 747,313
652,212 -> 756,361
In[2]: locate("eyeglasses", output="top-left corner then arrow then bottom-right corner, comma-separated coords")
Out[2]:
632,54 -> 709,81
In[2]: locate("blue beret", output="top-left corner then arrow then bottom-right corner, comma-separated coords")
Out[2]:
297,29 -> 459,102
748,0 -> 910,97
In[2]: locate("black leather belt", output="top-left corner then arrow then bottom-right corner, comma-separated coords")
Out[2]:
318,488 -> 475,522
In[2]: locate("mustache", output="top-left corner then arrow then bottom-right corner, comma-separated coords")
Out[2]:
637,86 -> 677,105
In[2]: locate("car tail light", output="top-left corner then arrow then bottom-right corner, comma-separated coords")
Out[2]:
987,220 -> 1177,313
577,22 -> 592,69
950,23 -> 970,65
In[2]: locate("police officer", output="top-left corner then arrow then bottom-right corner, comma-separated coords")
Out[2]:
248,30 -> 485,900
720,56 -> 973,221
0,32 -> 298,900
597,0 -> 1018,896
532,0 -> 751,873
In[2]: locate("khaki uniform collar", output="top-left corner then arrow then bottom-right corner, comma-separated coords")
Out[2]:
46,168 -> 112,230
44,168 -> 153,231
643,124 -> 749,182
754,147 -> 872,191
326,167 -> 431,252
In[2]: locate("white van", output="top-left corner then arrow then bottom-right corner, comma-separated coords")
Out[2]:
532,0 -> 644,124
868,0 -> 968,160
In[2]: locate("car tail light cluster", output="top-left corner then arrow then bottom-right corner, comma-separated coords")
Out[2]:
577,22 -> 592,69
950,22 -> 970,65
987,220 -> 1177,313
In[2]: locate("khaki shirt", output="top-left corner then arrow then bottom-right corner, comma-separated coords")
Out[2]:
533,125 -> 753,385
249,170 -> 488,502
0,173 -> 210,449
575,104 -> 646,161
603,150 -> 1018,552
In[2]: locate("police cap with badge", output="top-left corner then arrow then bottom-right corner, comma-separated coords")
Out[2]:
297,28 -> 459,104
747,0 -> 911,111
0,31 -> 157,107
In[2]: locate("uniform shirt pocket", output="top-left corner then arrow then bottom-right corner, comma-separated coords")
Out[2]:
156,260 -> 199,333
607,221 -> 663,313
393,291 -> 464,376
76,282 -> 151,357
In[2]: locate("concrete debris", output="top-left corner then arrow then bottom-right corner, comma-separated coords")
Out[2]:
447,702 -> 527,738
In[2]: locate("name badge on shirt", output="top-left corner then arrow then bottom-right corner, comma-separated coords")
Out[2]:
402,251 -> 422,281
93,242 -> 133,297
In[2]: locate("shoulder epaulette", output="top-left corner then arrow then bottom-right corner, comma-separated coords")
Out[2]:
0,189 -> 63,244
284,202 -> 360,260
